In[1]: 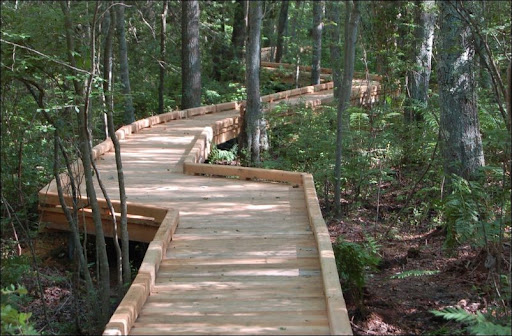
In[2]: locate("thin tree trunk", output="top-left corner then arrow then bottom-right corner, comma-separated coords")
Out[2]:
311,0 -> 324,85
438,0 -> 484,181
101,6 -> 123,288
181,0 -> 201,109
104,5 -> 131,286
158,0 -> 168,115
244,0 -> 263,165
405,0 -> 436,122
275,0 -> 289,63
231,0 -> 247,61
116,1 -> 135,125
326,1 -> 342,100
61,1 -> 110,319
334,0 -> 361,217
291,1 -> 305,88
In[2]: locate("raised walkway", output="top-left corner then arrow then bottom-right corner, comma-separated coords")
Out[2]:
39,63 -> 381,335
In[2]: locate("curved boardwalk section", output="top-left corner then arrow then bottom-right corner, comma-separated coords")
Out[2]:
40,69 -> 380,335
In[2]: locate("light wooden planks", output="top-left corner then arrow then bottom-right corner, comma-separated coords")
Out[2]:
37,66 -> 367,335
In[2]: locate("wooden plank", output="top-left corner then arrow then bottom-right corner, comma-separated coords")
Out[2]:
135,311 -> 328,325
148,286 -> 324,300
40,210 -> 158,243
129,324 -> 330,335
142,297 -> 327,313
302,174 -> 353,335
183,163 -> 304,185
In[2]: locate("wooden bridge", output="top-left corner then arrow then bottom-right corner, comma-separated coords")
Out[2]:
38,63 -> 381,335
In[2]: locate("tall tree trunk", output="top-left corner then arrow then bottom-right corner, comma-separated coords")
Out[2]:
116,2 -> 135,124
405,0 -> 436,122
101,7 -> 123,288
231,0 -> 247,61
326,1 -> 342,100
438,0 -> 484,181
290,0 -> 304,87
244,0 -> 263,165
158,0 -> 168,115
181,0 -> 201,109
311,0 -> 324,85
275,0 -> 289,63
334,0 -> 361,217
61,1 -> 110,321
103,6 -> 131,287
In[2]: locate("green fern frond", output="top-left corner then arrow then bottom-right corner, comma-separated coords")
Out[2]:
390,269 -> 440,279
431,307 -> 511,336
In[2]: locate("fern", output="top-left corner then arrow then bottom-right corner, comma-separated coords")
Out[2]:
431,307 -> 511,335
333,236 -> 381,300
390,269 -> 440,279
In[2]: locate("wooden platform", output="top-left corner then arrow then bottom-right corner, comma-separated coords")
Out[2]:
39,65 -> 382,335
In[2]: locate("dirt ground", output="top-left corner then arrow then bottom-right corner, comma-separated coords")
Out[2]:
326,203 -> 511,335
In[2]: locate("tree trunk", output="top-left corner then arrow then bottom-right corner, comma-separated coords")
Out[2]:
231,0 -> 247,61
311,0 -> 324,85
437,0 -> 484,181
61,1 -> 110,321
326,1 -> 342,100
116,2 -> 135,125
275,0 -> 289,63
101,7 -> 123,288
158,0 -> 168,115
244,0 -> 263,165
334,0 -> 361,217
405,0 -> 436,122
104,6 -> 131,286
181,0 -> 201,109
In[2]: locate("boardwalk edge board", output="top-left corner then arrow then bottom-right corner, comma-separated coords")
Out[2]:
103,209 -> 179,336
36,62 -> 380,335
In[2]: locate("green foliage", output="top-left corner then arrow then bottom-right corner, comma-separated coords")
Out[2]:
431,307 -> 511,335
208,144 -> 238,164
332,235 -> 381,298
0,250 -> 31,288
390,269 -> 440,279
443,173 -> 509,249
1,285 -> 38,335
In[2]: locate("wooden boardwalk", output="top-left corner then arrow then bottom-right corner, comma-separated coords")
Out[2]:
39,66 -> 381,335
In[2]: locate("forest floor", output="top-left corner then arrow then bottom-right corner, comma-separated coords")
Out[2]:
325,192 -> 510,335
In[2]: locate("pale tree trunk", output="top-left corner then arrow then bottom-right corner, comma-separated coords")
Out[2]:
275,0 -> 289,63
231,0 -> 247,61
244,0 -> 263,165
116,2 -> 135,125
311,0 -> 324,85
406,0 -> 436,122
326,1 -> 342,100
437,0 -> 484,181
181,0 -> 201,109
290,0 -> 305,87
101,7 -> 123,288
61,1 -> 110,320
103,6 -> 131,287
334,0 -> 361,217
158,0 -> 168,115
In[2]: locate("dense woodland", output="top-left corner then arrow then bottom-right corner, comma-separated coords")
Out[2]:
1,1 -> 511,334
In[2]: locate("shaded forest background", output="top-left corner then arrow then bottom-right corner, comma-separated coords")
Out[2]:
1,1 -> 510,335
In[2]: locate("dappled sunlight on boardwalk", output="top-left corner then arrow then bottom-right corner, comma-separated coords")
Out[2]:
38,67 -> 379,334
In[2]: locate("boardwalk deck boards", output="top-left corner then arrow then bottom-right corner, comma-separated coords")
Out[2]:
37,66 -> 381,334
